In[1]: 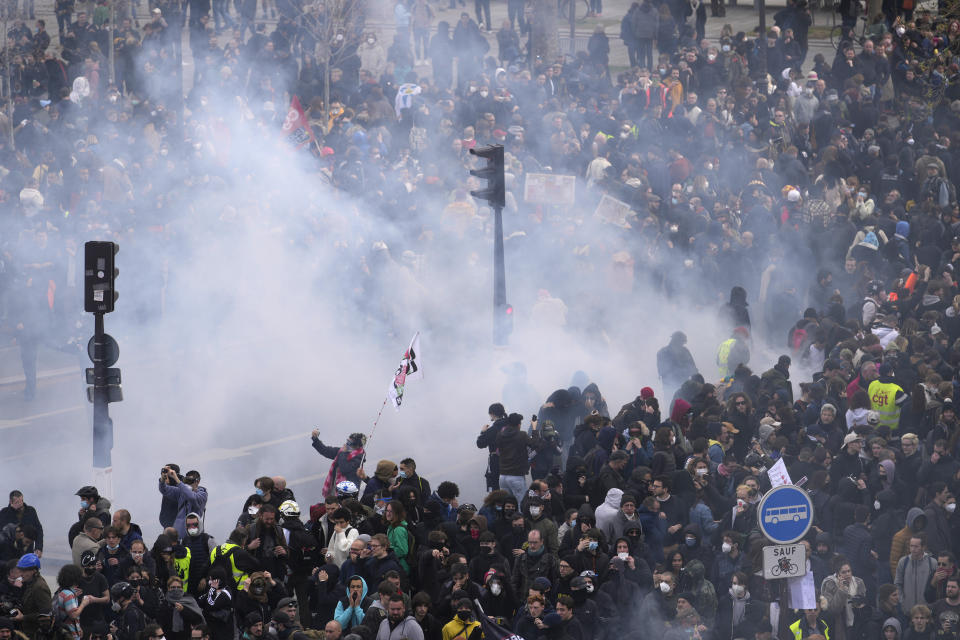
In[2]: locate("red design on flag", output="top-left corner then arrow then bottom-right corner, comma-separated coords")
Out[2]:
281,96 -> 316,150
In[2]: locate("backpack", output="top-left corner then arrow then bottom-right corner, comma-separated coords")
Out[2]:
37,589 -> 76,640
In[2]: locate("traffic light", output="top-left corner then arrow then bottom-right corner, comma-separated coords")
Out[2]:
84,241 -> 119,313
469,144 -> 505,209
495,303 -> 513,345
86,367 -> 123,403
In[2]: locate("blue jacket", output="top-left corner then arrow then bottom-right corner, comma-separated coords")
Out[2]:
333,575 -> 370,630
158,481 -> 208,538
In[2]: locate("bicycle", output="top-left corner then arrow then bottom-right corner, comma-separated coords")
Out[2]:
770,557 -> 800,577
558,0 -> 590,23
830,13 -> 868,49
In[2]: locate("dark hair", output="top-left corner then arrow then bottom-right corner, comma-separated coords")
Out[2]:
557,595 -> 575,609
332,508 -> 351,522
832,555 -> 850,573
58,564 -> 84,590
259,504 -> 278,515
255,476 -> 274,493
400,458 -> 416,470
488,403 -> 506,417
388,594 -> 404,605
437,481 -> 460,500
9,490 -> 22,500
378,581 -> 397,596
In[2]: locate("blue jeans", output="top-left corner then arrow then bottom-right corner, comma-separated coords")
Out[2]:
500,474 -> 527,504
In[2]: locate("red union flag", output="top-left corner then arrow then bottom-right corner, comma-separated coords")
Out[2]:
281,96 -> 315,149
388,332 -> 422,411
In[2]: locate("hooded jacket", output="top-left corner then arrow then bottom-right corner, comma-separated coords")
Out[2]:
896,546 -> 936,611
594,489 -> 623,539
496,422 -> 536,477
334,575 -> 373,631
890,508 -> 927,577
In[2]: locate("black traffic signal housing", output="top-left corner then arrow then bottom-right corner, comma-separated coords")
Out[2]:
84,241 -> 119,313
86,367 -> 123,403
469,144 -> 505,209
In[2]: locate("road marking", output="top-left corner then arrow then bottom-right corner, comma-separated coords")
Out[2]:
0,405 -> 84,430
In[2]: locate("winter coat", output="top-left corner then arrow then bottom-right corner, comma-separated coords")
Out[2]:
497,424 -> 535,476
896,552 -> 936,611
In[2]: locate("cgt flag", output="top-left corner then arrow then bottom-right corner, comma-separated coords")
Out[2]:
281,96 -> 316,150
388,332 -> 422,411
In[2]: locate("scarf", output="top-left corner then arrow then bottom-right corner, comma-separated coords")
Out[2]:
322,446 -> 364,497
166,590 -> 204,631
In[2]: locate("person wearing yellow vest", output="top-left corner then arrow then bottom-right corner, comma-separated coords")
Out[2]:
717,327 -> 751,379
209,528 -> 258,592
789,606 -> 830,640
868,362 -> 907,431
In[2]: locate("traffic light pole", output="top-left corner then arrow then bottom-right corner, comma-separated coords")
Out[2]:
92,311 -> 113,496
493,204 -> 508,346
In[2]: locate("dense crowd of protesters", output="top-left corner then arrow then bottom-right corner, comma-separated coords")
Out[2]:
10,0 -> 960,639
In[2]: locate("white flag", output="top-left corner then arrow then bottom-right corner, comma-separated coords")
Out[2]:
767,457 -> 792,488
388,332 -> 422,411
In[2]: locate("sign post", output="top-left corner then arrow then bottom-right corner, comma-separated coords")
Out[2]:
758,484 -> 815,640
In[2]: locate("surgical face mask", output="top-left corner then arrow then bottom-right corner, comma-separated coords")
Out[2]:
111,602 -> 121,612
707,54 -> 716,61
659,582 -> 671,593
398,471 -> 407,479
480,90 -> 489,97
132,552 -> 144,560
588,541 -> 598,551
874,500 -> 881,510
248,506 -> 259,516
948,503 -> 957,513
367,37 -> 374,44
685,537 -> 697,547
732,584 -> 746,598
696,468 -> 708,476
490,583 -> 502,596
80,500 -> 89,509
336,33 -> 343,40
721,542 -> 733,553
529,507 -> 541,517
896,26 -> 905,35
107,543 -> 119,551
569,519 -> 576,528
617,552 -> 629,560
722,44 -> 730,52
469,86 -> 477,93
255,488 -> 264,497
188,527 -> 201,536
858,191 -> 867,199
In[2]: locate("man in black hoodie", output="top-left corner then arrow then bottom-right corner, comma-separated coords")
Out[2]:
496,413 -> 538,504
477,404 -> 510,492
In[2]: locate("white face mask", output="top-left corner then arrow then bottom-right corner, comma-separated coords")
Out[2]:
874,501 -> 881,510
585,584 -> 594,593
490,583 -> 502,595
188,527 -> 200,536
529,507 -> 541,517
731,584 -> 745,598
896,26 -> 905,35
659,582 -> 671,594
367,38 -> 375,44
721,542 -> 733,553
707,54 -> 716,61
721,44 -> 730,52
479,90 -> 489,97
248,506 -> 259,516
617,552 -> 629,561
696,468 -> 708,476
948,503 -> 957,513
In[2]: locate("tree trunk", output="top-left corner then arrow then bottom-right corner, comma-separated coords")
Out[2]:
530,0 -> 558,66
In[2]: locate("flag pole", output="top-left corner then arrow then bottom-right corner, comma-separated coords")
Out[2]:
359,395 -> 389,474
